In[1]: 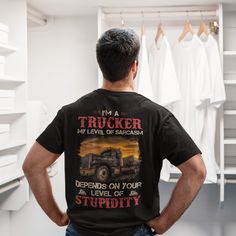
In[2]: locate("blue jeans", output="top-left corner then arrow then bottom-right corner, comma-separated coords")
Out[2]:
65,222 -> 155,236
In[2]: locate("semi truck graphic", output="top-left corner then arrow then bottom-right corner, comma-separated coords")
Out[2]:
79,147 -> 141,182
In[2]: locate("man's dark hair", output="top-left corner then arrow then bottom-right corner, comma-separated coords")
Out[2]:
96,28 -> 140,82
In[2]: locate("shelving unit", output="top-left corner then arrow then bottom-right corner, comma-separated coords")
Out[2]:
221,4 -> 236,204
0,1 -> 29,211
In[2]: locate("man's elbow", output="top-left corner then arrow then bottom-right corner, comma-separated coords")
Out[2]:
194,161 -> 207,183
22,157 -> 42,177
180,154 -> 207,183
22,159 -> 32,176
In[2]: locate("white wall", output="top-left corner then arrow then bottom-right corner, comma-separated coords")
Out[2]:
1,9 -> 235,236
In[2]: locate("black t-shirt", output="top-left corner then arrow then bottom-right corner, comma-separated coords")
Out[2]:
35,88 -> 202,236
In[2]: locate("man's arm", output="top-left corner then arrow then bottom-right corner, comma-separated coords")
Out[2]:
22,141 -> 69,226
147,153 -> 206,234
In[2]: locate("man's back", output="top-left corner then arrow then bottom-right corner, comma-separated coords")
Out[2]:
35,88 -> 201,236
54,88 -> 163,236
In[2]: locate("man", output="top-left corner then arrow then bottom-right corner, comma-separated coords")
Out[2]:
23,28 -> 206,236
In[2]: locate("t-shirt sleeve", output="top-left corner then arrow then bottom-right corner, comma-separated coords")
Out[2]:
158,113 -> 202,166
35,106 -> 65,154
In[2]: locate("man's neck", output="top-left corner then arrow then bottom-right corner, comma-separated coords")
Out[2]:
101,79 -> 134,92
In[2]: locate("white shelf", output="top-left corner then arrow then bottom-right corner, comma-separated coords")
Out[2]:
0,178 -> 21,194
0,170 -> 24,186
0,43 -> 17,55
224,138 -> 236,144
0,110 -> 26,115
224,80 -> 236,85
169,166 -> 181,174
166,178 -> 179,183
0,76 -> 25,84
224,110 -> 236,115
224,51 -> 236,56
224,166 -> 236,175
224,70 -> 236,75
0,140 -> 26,151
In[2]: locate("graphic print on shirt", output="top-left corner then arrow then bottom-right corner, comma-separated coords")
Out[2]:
74,109 -> 144,209
79,136 -> 141,182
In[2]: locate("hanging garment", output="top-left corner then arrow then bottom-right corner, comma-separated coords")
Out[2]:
203,34 -> 226,107
148,35 -> 181,181
199,34 -> 226,183
149,35 -> 181,107
171,34 -> 211,147
135,34 -> 154,100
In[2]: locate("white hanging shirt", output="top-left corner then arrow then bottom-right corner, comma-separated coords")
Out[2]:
148,35 -> 181,181
199,34 -> 226,183
149,35 -> 181,107
171,34 -> 211,147
203,34 -> 226,107
135,34 -> 154,100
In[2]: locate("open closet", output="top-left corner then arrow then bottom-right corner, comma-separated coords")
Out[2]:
97,4 -> 236,205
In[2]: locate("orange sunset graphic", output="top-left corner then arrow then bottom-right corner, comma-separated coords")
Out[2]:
78,136 -> 140,160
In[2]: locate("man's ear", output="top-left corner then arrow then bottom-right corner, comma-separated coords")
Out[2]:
131,60 -> 138,73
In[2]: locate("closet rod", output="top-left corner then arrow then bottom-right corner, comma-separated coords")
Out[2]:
102,6 -> 218,20
104,11 -> 217,20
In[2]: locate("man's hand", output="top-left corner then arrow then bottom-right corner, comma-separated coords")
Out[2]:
55,212 -> 70,227
146,215 -> 164,234
146,154 -> 206,234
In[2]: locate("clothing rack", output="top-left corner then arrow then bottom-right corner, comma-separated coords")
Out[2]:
97,4 -> 220,85
101,6 -> 218,22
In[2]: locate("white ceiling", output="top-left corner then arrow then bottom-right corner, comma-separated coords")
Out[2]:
27,0 -> 236,16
